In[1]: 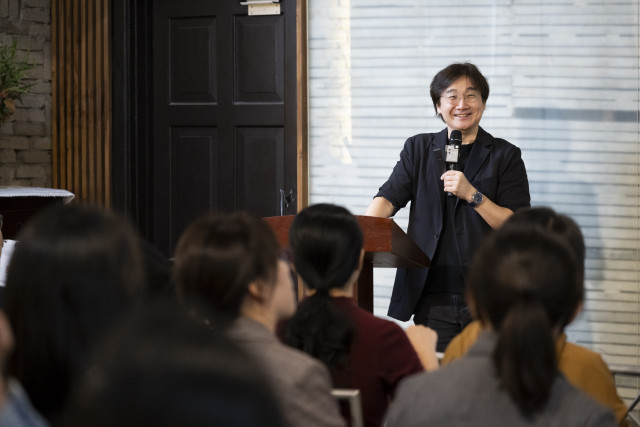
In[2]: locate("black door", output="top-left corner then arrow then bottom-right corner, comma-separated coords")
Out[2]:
150,0 -> 298,257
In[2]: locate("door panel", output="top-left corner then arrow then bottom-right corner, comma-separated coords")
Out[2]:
170,127 -> 218,247
152,0 -> 297,257
235,15 -> 284,103
236,126 -> 285,213
170,17 -> 217,104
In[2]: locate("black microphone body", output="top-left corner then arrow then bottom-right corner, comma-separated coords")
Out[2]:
445,130 -> 462,196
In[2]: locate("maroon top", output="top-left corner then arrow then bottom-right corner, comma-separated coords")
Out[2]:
330,297 -> 423,427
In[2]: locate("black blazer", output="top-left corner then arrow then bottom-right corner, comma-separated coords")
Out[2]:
376,127 -> 530,320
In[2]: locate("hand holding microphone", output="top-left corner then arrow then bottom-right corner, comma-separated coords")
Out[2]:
444,130 -> 462,196
441,130 -> 478,203
445,130 -> 462,171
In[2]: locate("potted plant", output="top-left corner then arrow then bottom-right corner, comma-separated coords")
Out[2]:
0,39 -> 35,123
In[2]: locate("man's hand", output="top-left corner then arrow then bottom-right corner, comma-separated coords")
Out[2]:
441,170 -> 475,202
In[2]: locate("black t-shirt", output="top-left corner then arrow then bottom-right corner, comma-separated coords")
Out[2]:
424,142 -> 473,294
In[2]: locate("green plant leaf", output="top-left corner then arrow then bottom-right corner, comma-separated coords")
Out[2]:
0,38 -> 36,123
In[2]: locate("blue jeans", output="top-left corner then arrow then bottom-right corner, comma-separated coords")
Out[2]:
413,293 -> 472,352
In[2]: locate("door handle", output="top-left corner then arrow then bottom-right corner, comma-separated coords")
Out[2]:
280,189 -> 295,216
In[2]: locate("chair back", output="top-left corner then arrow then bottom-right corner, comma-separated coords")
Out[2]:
331,388 -> 363,427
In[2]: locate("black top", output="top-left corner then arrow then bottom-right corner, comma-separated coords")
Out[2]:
426,143 -> 473,293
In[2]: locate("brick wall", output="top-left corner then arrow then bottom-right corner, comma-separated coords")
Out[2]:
0,0 -> 51,187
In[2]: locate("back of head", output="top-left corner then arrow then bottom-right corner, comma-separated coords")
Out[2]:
467,223 -> 582,415
504,207 -> 585,289
64,302 -> 286,427
4,203 -> 146,423
286,203 -> 362,370
289,203 -> 363,294
172,212 -> 280,320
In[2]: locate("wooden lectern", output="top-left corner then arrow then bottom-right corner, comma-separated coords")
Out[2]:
263,215 -> 430,313
0,187 -> 75,239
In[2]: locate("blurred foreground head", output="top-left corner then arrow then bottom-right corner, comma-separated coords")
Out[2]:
64,302 -> 286,427
4,203 -> 146,423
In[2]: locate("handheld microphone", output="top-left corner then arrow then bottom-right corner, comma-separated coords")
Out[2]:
446,130 -> 462,171
445,130 -> 462,196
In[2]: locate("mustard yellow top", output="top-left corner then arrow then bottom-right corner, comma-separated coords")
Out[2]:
442,320 -> 628,427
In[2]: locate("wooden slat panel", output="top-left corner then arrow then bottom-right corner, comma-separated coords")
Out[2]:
103,0 -> 111,204
72,0 -> 80,196
95,0 -> 104,202
87,0 -> 95,202
51,0 -> 60,188
52,0 -> 111,206
64,0 -> 72,188
79,0 -> 87,200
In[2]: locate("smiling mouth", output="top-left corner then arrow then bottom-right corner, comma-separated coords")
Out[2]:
455,114 -> 471,118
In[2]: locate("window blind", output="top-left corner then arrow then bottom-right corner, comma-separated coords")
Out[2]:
309,0 -> 640,404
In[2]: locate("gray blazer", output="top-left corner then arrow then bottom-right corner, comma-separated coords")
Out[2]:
228,318 -> 345,427
385,333 -> 617,427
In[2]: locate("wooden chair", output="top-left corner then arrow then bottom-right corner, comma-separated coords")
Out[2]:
610,363 -> 640,426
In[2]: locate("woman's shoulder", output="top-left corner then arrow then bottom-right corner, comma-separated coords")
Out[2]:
332,300 -> 411,345
557,339 -> 628,424
251,328 -> 329,376
441,320 -> 484,365
558,339 -> 611,373
548,375 -> 618,426
230,318 -> 319,366
339,300 -> 402,329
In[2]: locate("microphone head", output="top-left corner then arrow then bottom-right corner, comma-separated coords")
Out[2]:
450,130 -> 462,144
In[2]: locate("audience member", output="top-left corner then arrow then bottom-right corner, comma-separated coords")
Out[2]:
172,212 -> 345,427
285,203 -> 437,427
0,309 -> 48,426
441,207 -> 628,425
4,204 -> 147,426
385,219 -> 617,426
64,301 -> 286,427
